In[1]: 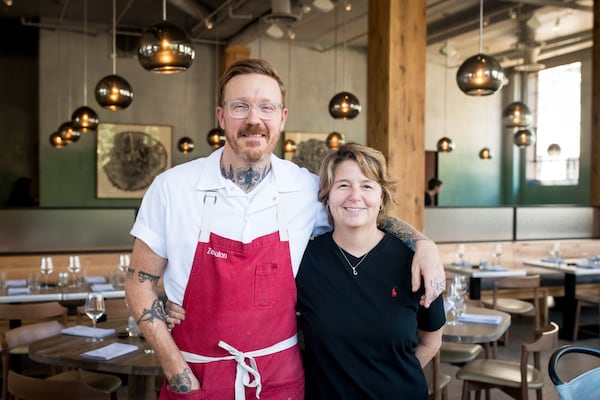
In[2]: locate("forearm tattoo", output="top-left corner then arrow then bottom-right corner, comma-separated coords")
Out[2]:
378,215 -> 428,250
137,270 -> 160,285
221,163 -> 271,193
137,298 -> 167,326
169,367 -> 193,393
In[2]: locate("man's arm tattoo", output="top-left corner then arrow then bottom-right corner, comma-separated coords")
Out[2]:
169,367 -> 193,393
137,298 -> 167,325
137,270 -> 160,285
378,215 -> 428,250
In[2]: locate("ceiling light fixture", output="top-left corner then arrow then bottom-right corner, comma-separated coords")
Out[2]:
547,143 -> 561,156
95,0 -> 133,110
456,0 -> 504,96
437,137 -> 455,152
71,0 -> 99,133
177,137 -> 195,153
206,128 -> 225,148
437,41 -> 455,153
49,131 -> 66,149
329,4 -> 361,119
478,147 -> 493,159
138,0 -> 195,73
502,101 -> 533,128
513,128 -> 535,148
326,131 -> 345,150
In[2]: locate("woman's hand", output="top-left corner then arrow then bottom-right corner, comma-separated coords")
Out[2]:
165,300 -> 186,329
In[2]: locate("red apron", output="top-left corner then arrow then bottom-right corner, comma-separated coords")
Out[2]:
162,192 -> 304,400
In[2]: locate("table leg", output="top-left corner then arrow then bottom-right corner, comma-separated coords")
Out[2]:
128,375 -> 156,400
559,274 -> 577,340
469,277 -> 481,300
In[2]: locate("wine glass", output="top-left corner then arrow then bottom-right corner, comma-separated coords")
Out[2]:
40,256 -> 54,289
446,287 -> 465,326
85,293 -> 106,342
118,254 -> 130,273
456,244 -> 465,265
68,255 -> 81,287
550,242 -> 561,265
491,243 -> 503,267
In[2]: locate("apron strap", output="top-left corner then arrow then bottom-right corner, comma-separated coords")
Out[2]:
180,334 -> 298,400
276,196 -> 289,242
199,191 -> 217,243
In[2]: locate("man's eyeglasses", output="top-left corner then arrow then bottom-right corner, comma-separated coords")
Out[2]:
223,100 -> 283,120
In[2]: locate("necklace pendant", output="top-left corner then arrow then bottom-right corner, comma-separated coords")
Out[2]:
352,268 -> 358,276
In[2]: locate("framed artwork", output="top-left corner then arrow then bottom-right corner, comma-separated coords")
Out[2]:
96,123 -> 172,199
283,131 -> 330,174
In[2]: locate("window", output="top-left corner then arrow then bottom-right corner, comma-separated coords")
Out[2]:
526,61 -> 581,185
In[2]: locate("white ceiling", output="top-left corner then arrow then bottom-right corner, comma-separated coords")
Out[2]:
0,0 -> 594,70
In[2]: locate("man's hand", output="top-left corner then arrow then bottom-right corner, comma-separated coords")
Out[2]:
412,240 -> 446,307
165,300 -> 186,329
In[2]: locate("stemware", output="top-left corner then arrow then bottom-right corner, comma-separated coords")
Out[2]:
550,242 -> 561,265
456,244 -> 465,264
40,256 -> 54,289
119,254 -> 130,273
446,286 -> 466,326
491,243 -> 503,267
68,255 -> 82,287
85,293 -> 106,342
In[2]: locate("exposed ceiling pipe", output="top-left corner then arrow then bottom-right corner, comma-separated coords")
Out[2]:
167,0 -> 208,22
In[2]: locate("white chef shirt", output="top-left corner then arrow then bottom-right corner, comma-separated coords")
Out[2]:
131,147 -> 330,305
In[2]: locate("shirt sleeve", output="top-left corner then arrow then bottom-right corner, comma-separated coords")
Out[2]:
417,294 -> 446,331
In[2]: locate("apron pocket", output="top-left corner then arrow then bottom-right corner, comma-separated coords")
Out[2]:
254,263 -> 277,309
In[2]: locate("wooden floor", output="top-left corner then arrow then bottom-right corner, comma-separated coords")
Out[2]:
443,304 -> 600,400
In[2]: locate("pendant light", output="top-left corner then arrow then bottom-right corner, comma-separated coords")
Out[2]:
283,139 -> 297,154
326,131 -> 345,150
437,42 -> 455,153
206,35 -> 224,149
513,128 -> 535,148
547,143 -> 561,156
58,121 -> 81,144
478,147 -> 493,159
502,101 -> 533,128
456,0 -> 504,96
206,128 -> 225,148
328,4 -> 361,120
178,137 -> 195,153
71,0 -> 99,132
138,0 -> 195,74
49,131 -> 66,149
95,0 -> 133,110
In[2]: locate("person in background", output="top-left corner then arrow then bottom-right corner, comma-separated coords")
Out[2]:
126,58 -> 446,400
6,177 -> 38,207
425,177 -> 443,207
296,143 -> 445,399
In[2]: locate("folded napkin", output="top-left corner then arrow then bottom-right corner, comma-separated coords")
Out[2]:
80,343 -> 138,361
7,287 -> 30,295
61,325 -> 116,338
541,257 -> 565,264
575,262 -> 600,269
91,283 -> 115,292
4,279 -> 27,288
84,276 -> 106,284
480,266 -> 508,272
459,313 -> 502,325
451,261 -> 475,267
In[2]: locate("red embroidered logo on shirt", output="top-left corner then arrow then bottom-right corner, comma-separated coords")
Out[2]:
391,287 -> 398,297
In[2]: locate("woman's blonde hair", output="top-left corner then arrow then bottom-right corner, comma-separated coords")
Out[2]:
318,142 -> 397,224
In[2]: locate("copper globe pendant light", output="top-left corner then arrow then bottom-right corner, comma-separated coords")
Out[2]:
547,143 -> 561,156
513,128 -> 535,148
71,0 -> 99,133
206,128 -> 225,149
138,0 -> 195,74
456,0 -> 504,96
437,137 -> 455,152
502,101 -> 533,128
326,131 -> 345,150
437,44 -> 455,153
58,121 -> 81,144
328,4 -> 361,120
177,137 -> 195,153
49,131 -> 66,149
95,0 -> 133,110
478,147 -> 493,159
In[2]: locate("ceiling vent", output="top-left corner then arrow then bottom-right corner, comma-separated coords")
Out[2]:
263,0 -> 301,25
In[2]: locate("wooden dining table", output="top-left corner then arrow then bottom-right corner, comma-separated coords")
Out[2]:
443,305 -> 511,345
28,319 -> 163,400
444,264 -> 527,300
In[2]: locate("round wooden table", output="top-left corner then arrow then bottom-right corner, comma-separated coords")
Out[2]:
28,319 -> 163,400
442,306 -> 511,344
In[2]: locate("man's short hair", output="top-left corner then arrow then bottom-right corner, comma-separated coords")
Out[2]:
428,178 -> 442,190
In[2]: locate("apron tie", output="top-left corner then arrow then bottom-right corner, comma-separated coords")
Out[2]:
180,335 -> 298,400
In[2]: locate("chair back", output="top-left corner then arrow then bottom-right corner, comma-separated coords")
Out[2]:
423,350 -> 451,400
493,275 -> 541,328
0,302 -> 67,325
2,321 -> 65,400
518,321 -> 559,399
7,370 -> 111,400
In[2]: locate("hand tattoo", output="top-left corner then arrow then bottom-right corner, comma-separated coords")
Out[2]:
137,298 -> 167,325
169,367 -> 193,393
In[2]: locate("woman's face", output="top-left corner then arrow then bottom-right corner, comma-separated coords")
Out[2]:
327,160 -> 383,230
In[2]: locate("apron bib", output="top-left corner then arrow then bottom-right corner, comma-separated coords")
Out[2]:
162,192 -> 303,400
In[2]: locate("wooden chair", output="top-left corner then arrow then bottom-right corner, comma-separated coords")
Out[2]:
440,342 -> 484,367
1,320 -> 121,400
7,370 -> 111,400
573,291 -> 600,341
481,275 -> 541,347
423,350 -> 451,400
456,321 -> 559,400
0,302 -> 68,327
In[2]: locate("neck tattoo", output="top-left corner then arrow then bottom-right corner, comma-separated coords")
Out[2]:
221,163 -> 271,193
336,244 -> 370,276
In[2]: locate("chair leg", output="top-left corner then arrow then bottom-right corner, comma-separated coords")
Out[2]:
573,299 -> 582,341
461,381 -> 470,400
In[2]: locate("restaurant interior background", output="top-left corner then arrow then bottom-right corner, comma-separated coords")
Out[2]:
0,0 -> 597,251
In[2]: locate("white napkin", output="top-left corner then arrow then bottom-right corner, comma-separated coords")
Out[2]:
80,343 -> 138,360
459,313 -> 502,325
541,257 -> 564,264
451,261 -> 475,267
480,266 -> 508,272
4,279 -> 27,288
91,283 -> 115,292
61,325 -> 116,338
576,262 -> 600,269
7,287 -> 30,295
84,276 -> 106,284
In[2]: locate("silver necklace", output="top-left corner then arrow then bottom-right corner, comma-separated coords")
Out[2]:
336,244 -> 370,276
